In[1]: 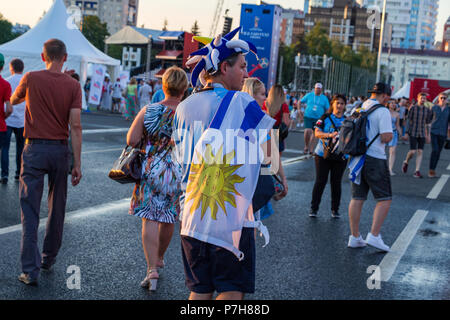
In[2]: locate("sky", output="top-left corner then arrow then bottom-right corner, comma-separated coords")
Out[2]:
1,0 -> 449,43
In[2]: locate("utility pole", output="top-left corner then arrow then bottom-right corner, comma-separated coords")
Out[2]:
79,0 -> 85,32
294,53 -> 300,93
376,0 -> 387,83
278,56 -> 283,85
146,35 -> 153,80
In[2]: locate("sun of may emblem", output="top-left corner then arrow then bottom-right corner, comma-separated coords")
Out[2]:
186,144 -> 245,220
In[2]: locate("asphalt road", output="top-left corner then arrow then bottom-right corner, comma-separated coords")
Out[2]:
0,112 -> 449,300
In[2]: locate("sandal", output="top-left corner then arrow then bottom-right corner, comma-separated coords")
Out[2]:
140,268 -> 159,291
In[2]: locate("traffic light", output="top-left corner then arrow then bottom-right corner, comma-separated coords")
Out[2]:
222,17 -> 233,36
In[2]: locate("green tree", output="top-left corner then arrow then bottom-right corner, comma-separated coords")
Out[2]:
330,40 -> 344,58
357,46 -> 377,71
0,13 -> 16,44
278,43 -> 296,87
82,16 -> 109,52
107,44 -> 124,61
191,20 -> 200,36
304,23 -> 332,56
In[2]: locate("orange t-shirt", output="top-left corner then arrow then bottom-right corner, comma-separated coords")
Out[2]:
14,70 -> 82,140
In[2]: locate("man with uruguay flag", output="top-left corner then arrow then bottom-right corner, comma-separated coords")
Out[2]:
173,27 -> 275,300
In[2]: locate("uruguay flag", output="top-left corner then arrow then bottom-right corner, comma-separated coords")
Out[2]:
180,91 -> 275,260
348,155 -> 366,185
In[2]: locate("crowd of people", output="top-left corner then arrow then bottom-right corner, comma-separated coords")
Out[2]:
83,76 -> 166,121
0,26 -> 449,301
279,86 -> 449,179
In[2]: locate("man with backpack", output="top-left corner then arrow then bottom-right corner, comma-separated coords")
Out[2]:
345,83 -> 393,252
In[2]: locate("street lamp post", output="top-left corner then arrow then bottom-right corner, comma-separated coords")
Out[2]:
294,53 -> 300,93
376,0 -> 387,83
146,35 -> 152,80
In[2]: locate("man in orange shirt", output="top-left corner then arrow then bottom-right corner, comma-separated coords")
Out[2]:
11,39 -> 83,285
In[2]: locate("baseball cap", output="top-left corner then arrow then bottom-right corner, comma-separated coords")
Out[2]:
368,82 -> 392,96
315,83 -> 323,89
0,53 -> 5,68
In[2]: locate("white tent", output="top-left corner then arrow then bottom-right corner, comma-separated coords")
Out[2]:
392,82 -> 411,99
0,0 -> 120,82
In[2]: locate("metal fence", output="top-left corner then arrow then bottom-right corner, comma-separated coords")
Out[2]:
291,55 -> 376,98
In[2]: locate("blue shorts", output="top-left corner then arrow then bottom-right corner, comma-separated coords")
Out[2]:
304,117 -> 319,129
181,228 -> 256,294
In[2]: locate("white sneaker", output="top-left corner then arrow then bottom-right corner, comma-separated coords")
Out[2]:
348,235 -> 367,248
366,233 -> 390,252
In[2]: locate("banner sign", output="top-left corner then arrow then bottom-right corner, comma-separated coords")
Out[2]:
410,78 -> 450,102
119,70 -> 130,89
239,3 -> 282,90
88,64 -> 106,105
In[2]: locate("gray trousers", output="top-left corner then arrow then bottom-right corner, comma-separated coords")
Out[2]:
19,143 -> 69,279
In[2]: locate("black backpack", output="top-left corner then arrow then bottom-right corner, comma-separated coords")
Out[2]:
338,104 -> 385,156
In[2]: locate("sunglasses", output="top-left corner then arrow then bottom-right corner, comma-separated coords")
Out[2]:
439,97 -> 447,100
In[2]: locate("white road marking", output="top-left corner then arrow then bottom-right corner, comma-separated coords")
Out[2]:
83,128 -> 128,134
283,148 -> 303,154
282,155 -> 312,166
0,199 -> 131,236
378,209 -> 429,282
82,148 -> 123,155
83,124 -> 119,129
426,174 -> 450,199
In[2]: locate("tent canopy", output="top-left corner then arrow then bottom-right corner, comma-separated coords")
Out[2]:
0,0 -> 120,79
392,82 -> 411,99
105,26 -> 164,45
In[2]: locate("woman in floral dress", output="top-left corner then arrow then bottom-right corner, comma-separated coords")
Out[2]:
127,67 -> 188,291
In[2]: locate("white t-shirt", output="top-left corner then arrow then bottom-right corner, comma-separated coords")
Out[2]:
111,82 -> 122,98
5,74 -> 25,128
361,99 -> 393,160
139,84 -> 152,102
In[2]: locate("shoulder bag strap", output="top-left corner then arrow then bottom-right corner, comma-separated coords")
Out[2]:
365,104 -> 384,148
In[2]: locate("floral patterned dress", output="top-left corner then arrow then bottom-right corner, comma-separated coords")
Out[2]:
129,104 -> 182,223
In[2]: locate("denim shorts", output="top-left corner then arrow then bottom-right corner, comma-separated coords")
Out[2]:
351,156 -> 392,201
181,228 -> 256,294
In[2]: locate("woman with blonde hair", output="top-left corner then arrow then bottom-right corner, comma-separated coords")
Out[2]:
242,78 -> 266,107
242,78 -> 288,220
127,66 -> 188,291
124,77 -> 138,120
262,84 -> 290,153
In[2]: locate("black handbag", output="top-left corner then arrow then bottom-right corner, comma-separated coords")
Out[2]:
274,122 -> 289,141
252,170 -> 276,212
108,143 -> 146,184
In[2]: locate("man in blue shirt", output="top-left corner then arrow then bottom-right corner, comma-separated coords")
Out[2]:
429,93 -> 449,178
151,88 -> 165,103
300,83 -> 330,154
